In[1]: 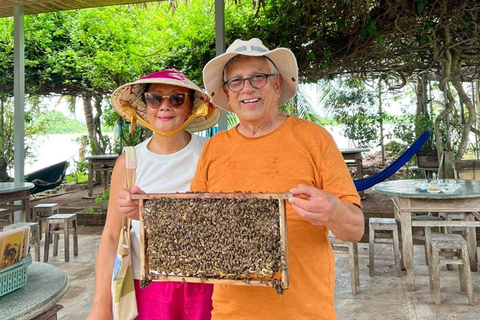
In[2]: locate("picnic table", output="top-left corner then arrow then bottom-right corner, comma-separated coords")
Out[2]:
340,148 -> 370,179
85,154 -> 118,197
0,182 -> 34,222
373,179 -> 480,291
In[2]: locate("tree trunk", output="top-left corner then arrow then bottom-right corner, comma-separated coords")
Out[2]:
434,85 -> 454,159
475,81 -> 480,158
0,97 -> 11,181
415,75 -> 428,137
0,157 -> 8,182
83,92 -> 103,155
93,95 -> 106,154
451,73 -> 475,162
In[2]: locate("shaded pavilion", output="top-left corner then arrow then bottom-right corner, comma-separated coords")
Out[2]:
1,0 -> 227,187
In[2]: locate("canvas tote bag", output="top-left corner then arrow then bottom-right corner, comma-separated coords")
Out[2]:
111,146 -> 138,320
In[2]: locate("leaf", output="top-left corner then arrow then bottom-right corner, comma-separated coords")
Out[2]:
415,0 -> 426,14
323,50 -> 332,59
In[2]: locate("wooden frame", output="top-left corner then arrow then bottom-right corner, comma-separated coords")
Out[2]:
132,192 -> 289,293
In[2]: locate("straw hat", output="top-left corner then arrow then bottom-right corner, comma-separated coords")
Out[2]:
111,69 -> 221,134
203,38 -> 298,112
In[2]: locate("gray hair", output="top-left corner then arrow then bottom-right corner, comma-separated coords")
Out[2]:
223,55 -> 279,82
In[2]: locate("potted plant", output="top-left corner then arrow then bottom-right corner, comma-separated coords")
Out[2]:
415,114 -> 439,168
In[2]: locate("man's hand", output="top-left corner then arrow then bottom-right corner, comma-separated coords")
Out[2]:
288,184 -> 341,226
288,183 -> 364,242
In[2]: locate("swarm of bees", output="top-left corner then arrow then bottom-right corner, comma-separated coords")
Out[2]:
140,193 -> 289,294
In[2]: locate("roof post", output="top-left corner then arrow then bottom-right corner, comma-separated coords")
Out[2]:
14,5 -> 25,185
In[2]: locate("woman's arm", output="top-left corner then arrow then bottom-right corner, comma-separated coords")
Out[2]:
87,154 -> 127,320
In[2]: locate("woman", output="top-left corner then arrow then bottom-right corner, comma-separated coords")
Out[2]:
87,69 -> 220,320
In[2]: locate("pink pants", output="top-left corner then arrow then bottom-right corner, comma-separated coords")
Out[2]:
134,280 -> 213,320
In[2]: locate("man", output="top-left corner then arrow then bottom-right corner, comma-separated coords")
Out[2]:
191,38 -> 364,319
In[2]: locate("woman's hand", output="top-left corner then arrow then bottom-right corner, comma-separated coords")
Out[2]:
118,185 -> 145,220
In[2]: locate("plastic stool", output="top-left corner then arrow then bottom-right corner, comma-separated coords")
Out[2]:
329,233 -> 359,295
369,217 -> 402,276
4,221 -> 41,262
33,203 -> 59,239
44,213 -> 78,262
428,233 -> 474,305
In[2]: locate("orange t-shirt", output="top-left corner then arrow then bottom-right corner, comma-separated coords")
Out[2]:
191,116 -> 361,320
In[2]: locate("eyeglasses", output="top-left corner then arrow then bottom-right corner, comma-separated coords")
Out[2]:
223,73 -> 277,92
144,93 -> 187,108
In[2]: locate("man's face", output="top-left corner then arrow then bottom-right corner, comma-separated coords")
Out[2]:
222,56 -> 282,125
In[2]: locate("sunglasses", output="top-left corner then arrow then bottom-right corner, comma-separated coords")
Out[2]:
144,92 -> 187,108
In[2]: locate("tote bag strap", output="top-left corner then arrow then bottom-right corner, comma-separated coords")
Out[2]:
119,146 -> 136,252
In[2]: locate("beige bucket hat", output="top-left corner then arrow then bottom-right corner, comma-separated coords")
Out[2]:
111,69 -> 221,136
203,38 -> 298,112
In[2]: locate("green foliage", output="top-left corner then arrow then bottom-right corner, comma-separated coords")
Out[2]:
320,78 -> 380,148
360,17 -> 378,39
415,0 -> 427,14
65,159 -> 88,184
38,110 -> 87,134
390,114 -> 416,145
414,112 -> 435,149
65,172 -> 88,184
227,112 -> 240,129
384,140 -> 408,158
95,187 -> 110,211
280,88 -> 323,124
0,97 -> 51,171
2,0 -> 425,158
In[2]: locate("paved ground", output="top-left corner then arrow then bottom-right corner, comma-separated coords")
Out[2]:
42,234 -> 480,320
22,184 -> 480,319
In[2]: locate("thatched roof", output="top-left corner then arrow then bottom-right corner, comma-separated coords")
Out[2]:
0,0 -> 163,18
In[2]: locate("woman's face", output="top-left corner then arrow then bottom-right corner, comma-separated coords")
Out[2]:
144,83 -> 193,133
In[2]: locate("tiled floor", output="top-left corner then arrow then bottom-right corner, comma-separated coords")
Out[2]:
37,234 -> 480,319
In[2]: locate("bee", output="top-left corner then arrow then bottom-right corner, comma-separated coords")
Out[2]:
142,195 -> 286,292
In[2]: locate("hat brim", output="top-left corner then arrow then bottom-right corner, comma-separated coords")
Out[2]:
203,48 -> 298,112
111,73 -> 221,133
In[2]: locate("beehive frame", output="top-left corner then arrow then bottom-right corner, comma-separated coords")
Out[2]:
132,192 -> 289,294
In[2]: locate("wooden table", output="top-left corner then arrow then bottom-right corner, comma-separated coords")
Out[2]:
372,179 -> 480,291
0,182 -> 34,222
0,261 -> 68,320
340,148 -> 370,179
85,154 -> 118,197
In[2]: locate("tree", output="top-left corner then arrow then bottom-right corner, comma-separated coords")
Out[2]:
0,96 -> 50,180
233,0 -> 480,163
